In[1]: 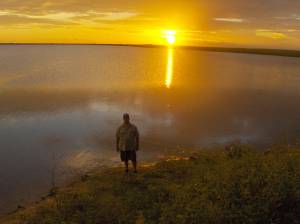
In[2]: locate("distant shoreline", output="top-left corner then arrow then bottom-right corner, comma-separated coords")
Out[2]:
0,43 -> 300,58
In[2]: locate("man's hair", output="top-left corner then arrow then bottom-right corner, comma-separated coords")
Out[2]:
123,113 -> 130,119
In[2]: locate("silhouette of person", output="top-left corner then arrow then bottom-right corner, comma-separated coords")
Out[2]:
116,113 -> 139,173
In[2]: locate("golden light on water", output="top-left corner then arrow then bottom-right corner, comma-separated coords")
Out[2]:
162,30 -> 176,88
165,48 -> 174,88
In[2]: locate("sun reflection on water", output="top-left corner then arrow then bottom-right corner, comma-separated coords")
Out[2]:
165,48 -> 174,88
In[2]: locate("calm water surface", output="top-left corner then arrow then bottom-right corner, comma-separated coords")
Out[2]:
0,45 -> 300,212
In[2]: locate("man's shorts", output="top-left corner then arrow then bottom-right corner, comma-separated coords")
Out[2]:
120,150 -> 136,162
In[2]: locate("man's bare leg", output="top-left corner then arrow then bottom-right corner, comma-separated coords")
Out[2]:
132,161 -> 137,173
125,160 -> 129,173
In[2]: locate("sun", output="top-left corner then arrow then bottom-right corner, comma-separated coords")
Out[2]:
163,30 -> 177,45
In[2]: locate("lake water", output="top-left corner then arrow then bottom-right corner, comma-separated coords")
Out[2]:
0,45 -> 300,213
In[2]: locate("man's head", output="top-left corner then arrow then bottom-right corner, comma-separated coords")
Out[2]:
123,113 -> 130,124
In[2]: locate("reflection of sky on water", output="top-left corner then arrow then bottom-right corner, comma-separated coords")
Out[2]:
0,45 -> 300,213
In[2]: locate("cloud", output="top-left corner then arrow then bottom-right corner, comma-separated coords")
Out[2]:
274,14 -> 300,21
0,10 -> 78,22
86,11 -> 138,21
0,9 -> 138,27
255,29 -> 287,39
214,18 -> 244,23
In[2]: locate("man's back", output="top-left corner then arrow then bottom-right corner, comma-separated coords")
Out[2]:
116,123 -> 139,151
116,113 -> 139,173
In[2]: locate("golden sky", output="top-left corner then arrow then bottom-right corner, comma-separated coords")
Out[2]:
0,0 -> 300,49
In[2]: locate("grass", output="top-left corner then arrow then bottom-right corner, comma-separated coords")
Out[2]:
1,143 -> 300,224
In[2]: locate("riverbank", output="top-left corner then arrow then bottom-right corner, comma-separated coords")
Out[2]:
1,144 -> 300,224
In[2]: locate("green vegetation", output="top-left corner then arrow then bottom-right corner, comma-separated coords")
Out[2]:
2,144 -> 300,224
183,46 -> 300,58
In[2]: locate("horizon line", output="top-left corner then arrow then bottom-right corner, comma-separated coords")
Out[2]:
0,43 -> 299,57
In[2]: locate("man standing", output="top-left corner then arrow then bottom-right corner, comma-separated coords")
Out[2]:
116,113 -> 139,173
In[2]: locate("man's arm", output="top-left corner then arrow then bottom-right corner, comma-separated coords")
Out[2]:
116,128 -> 120,152
116,137 -> 120,152
136,127 -> 140,151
